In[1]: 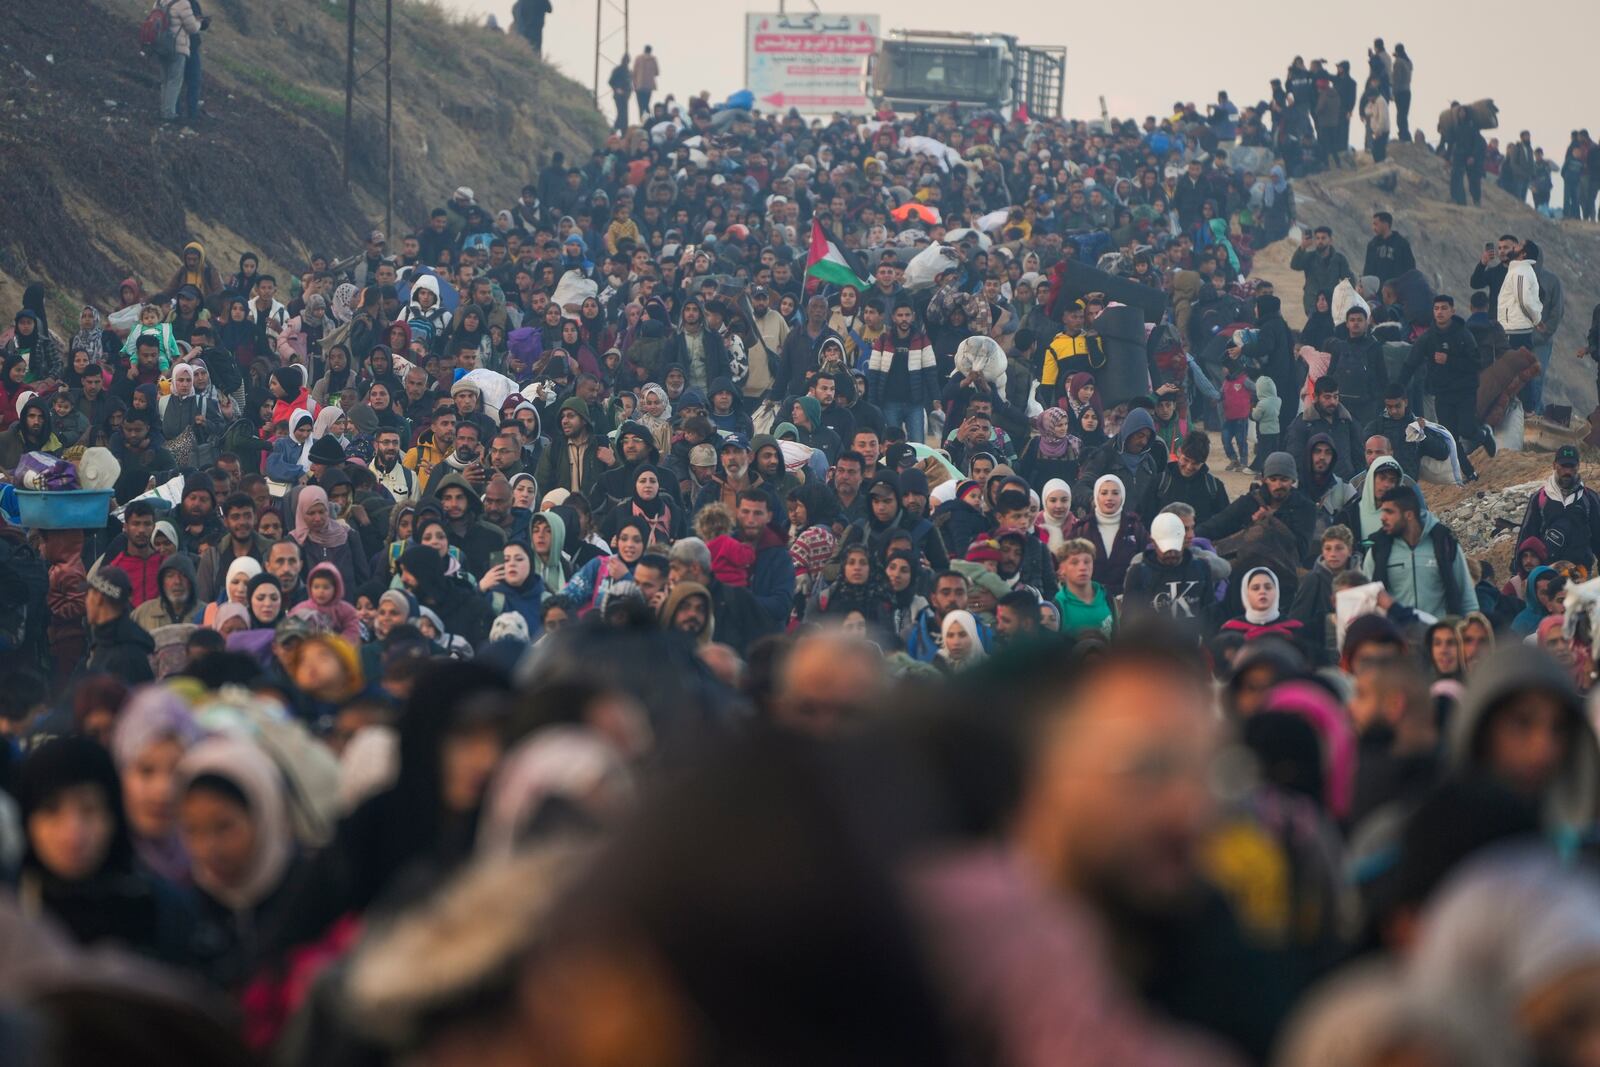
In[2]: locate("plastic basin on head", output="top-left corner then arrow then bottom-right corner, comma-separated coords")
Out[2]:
15,489 -> 115,530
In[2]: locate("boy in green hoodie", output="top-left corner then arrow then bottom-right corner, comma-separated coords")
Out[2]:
1052,538 -> 1116,636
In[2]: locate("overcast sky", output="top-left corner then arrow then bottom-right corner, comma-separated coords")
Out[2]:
450,0 -> 1590,161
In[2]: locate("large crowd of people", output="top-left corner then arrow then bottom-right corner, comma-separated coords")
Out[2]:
4,19 -> 1600,1067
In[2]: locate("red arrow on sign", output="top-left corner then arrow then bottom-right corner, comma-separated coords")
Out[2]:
761,92 -> 863,108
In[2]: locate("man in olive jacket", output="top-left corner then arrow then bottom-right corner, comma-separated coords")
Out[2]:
1289,226 -> 1356,316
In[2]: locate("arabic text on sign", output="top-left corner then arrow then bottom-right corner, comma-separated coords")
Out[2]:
784,65 -> 864,76
751,33 -> 876,55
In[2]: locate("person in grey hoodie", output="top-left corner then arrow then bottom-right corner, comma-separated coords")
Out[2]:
1250,376 -> 1282,474
1447,644 -> 1600,843
1074,407 -> 1166,515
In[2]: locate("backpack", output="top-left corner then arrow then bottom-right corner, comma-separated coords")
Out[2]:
139,0 -> 180,60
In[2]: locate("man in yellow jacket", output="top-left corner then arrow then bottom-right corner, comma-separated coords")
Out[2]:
1039,301 -> 1104,405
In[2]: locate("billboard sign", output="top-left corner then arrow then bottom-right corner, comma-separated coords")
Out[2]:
745,12 -> 879,112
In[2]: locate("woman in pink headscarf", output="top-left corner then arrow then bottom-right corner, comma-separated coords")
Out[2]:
290,484 -> 368,603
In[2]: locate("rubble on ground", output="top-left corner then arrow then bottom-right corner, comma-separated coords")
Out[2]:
1434,480 -> 1538,555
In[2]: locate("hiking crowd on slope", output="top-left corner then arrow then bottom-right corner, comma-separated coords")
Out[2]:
4,23 -> 1600,1067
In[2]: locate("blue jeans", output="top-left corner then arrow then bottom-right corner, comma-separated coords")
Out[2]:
881,401 -> 926,445
1522,335 -> 1554,414
160,53 -> 186,119
1223,419 -> 1249,463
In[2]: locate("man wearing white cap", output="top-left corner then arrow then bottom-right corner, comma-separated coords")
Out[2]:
447,186 -> 477,228
1120,510 -> 1221,625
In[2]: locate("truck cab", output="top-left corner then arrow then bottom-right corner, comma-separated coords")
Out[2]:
872,30 -> 1064,118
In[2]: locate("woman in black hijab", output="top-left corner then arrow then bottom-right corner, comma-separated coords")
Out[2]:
15,737 -> 191,962
263,661 -> 513,954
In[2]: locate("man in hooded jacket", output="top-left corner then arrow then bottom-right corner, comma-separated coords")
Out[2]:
535,396 -> 611,499
665,537 -> 771,657
659,298 -> 733,395
1076,407 -> 1167,516
1284,376 -> 1362,481
427,471 -> 507,577
596,420 -> 680,521
0,395 -> 58,470
130,554 -> 202,631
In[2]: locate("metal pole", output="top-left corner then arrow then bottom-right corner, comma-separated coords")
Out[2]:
343,0 -> 356,185
384,0 -> 393,240
623,0 -> 629,56
593,0 -> 601,105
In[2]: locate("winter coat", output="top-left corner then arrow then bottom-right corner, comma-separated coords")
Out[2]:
1284,403 -> 1363,480
1074,409 -> 1167,515
1138,462 -> 1231,525
1197,484 -> 1318,559
867,329 -> 941,407
1251,376 -> 1282,434
1065,512 -> 1146,596
424,472 -> 508,577
1518,480 -> 1600,570
1221,373 -> 1255,421
1325,333 -> 1388,423
1402,314 -> 1482,398
288,562 -> 363,640
933,498 -> 990,561
83,615 -> 155,683
129,554 -> 203,632
155,0 -> 203,57
1289,246 -> 1356,316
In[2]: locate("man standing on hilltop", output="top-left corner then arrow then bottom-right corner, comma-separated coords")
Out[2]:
1290,226 -> 1355,317
632,46 -> 659,118
511,0 -> 552,54
149,0 -> 203,125
1392,44 -> 1413,141
1362,212 -> 1415,285
608,56 -> 632,133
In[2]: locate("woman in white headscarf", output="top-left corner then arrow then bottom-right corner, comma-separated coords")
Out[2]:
311,404 -> 349,448
637,382 -> 673,454
203,555 -> 263,628
177,735 -> 301,990
1037,478 -> 1074,553
266,407 -> 314,482
1221,566 -> 1304,643
938,609 -> 987,671
1066,474 -> 1145,596
159,362 -> 218,461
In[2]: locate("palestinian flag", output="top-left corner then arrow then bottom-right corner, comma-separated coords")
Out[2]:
804,219 -> 871,291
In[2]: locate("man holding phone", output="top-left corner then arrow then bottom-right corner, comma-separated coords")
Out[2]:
1471,234 -> 1518,306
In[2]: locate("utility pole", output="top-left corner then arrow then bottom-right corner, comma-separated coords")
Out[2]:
592,0 -> 630,113
384,0 -> 393,239
341,0 -> 395,235
343,0 -> 355,186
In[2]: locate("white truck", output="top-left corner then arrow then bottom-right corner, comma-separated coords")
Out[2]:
871,30 -> 1066,118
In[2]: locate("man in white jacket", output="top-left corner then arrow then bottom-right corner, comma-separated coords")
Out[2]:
1498,240 -> 1543,353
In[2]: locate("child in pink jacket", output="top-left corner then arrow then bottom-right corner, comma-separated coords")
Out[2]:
289,561 -> 363,641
